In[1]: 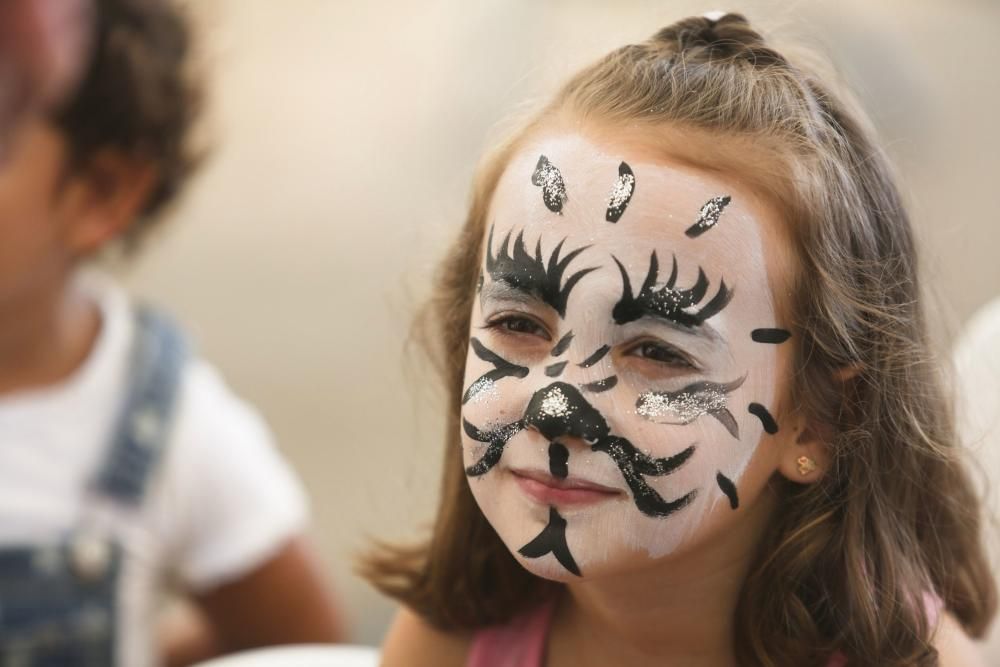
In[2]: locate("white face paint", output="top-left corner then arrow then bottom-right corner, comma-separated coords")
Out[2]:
461,131 -> 792,581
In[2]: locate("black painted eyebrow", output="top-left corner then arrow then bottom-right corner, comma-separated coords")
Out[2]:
484,226 -> 597,318
611,252 -> 733,335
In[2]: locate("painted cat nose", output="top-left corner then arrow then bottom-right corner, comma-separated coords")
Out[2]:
523,381 -> 610,443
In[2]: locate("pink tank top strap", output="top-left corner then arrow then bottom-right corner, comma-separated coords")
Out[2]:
466,600 -> 557,667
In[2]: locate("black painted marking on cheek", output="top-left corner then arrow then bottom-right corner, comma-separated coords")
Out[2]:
462,338 -> 529,404
684,195 -> 732,238
531,155 -> 568,214
578,344 -> 610,368
611,252 -> 733,327
522,382 -> 697,519
636,377 -> 745,440
590,437 -> 697,517
716,472 -> 739,509
582,376 -> 618,393
545,361 -> 568,378
464,419 -> 524,476
751,328 -> 792,344
748,403 -> 779,434
711,409 -> 740,440
548,442 -> 569,478
550,331 -> 574,357
605,162 -> 635,223
518,506 -> 580,576
485,226 -> 597,318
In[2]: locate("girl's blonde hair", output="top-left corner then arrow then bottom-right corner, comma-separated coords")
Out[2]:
362,14 -> 996,666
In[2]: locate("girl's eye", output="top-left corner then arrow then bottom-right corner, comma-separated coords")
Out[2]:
487,314 -> 550,340
630,341 -> 694,368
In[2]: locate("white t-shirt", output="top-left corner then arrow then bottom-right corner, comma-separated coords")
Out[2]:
953,298 -> 1000,659
0,273 -> 308,666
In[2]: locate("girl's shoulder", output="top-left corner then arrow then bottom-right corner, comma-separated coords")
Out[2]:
933,612 -> 988,667
381,602 -> 556,667
381,607 -> 471,667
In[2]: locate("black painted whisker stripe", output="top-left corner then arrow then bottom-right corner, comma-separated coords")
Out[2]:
578,344 -> 610,368
550,331 -> 574,357
470,337 -> 520,369
463,419 -> 523,476
748,403 -> 779,434
518,506 -> 581,576
581,376 -> 618,393
716,472 -> 739,509
751,328 -> 792,344
545,361 -> 568,378
710,408 -> 740,440
463,338 -> 529,404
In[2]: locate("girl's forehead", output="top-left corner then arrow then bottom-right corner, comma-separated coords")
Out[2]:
487,132 -> 777,292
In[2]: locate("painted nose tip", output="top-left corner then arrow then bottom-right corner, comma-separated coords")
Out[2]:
523,381 -> 610,442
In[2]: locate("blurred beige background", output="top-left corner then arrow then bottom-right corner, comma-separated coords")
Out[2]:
109,0 -> 1000,645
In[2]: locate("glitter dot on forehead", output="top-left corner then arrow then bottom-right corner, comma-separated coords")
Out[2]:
608,173 -> 634,210
605,161 -> 636,223
531,155 -> 568,214
685,195 -> 732,238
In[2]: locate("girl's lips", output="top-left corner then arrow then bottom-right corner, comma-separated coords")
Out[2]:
511,468 -> 621,507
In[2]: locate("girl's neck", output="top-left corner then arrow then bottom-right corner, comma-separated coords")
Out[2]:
0,271 -> 101,397
549,492 -> 776,667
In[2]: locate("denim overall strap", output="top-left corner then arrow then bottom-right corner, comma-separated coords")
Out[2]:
90,306 -> 189,506
0,306 -> 189,666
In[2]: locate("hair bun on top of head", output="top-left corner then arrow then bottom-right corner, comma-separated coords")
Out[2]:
652,12 -> 788,67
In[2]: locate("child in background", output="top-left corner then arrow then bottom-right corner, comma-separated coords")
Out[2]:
366,13 -> 996,667
0,0 -> 342,665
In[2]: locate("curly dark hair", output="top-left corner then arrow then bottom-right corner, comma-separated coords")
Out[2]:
54,0 -> 200,246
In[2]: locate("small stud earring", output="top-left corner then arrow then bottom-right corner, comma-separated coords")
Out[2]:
796,455 -> 817,476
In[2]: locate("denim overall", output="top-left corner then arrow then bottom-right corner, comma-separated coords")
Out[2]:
0,308 -> 187,666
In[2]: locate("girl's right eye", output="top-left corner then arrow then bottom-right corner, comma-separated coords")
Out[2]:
485,314 -> 551,341
626,340 -> 697,369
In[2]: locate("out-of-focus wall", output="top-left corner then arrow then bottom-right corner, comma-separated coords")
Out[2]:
112,0 -> 1000,645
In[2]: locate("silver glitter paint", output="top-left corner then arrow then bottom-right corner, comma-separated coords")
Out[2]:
685,195 -> 732,238
606,162 -> 636,223
607,173 -> 635,211
531,155 -> 568,213
540,385 -> 574,419
465,377 -> 498,405
636,377 -> 745,424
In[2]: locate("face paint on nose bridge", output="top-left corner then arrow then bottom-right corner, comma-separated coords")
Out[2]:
523,382 -> 610,443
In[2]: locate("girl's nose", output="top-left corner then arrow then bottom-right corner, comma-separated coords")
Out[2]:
522,381 -> 610,444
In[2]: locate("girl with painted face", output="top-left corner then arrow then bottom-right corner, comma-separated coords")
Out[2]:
366,13 -> 995,667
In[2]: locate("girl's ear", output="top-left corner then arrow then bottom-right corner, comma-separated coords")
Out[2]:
54,148 -> 159,255
775,412 -> 833,484
775,363 -> 860,483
